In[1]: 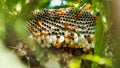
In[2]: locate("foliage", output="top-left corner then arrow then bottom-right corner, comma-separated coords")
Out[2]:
81,54 -> 112,66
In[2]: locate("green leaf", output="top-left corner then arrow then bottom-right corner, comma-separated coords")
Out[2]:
68,58 -> 81,68
38,0 -> 50,9
81,54 -> 112,66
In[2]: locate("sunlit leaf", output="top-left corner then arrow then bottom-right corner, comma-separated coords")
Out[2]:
81,54 -> 112,66
68,58 -> 81,68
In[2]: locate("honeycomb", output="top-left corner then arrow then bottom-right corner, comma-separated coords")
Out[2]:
27,4 -> 98,51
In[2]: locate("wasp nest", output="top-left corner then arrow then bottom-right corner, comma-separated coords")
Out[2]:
27,4 -> 98,51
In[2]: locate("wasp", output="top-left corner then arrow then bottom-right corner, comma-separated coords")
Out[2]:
37,20 -> 43,28
64,21 -> 69,30
76,11 -> 83,19
55,38 -> 61,48
86,35 -> 93,43
64,34 -> 72,39
33,32 -> 41,37
56,10 -> 66,17
28,25 -> 35,30
70,25 -> 78,31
